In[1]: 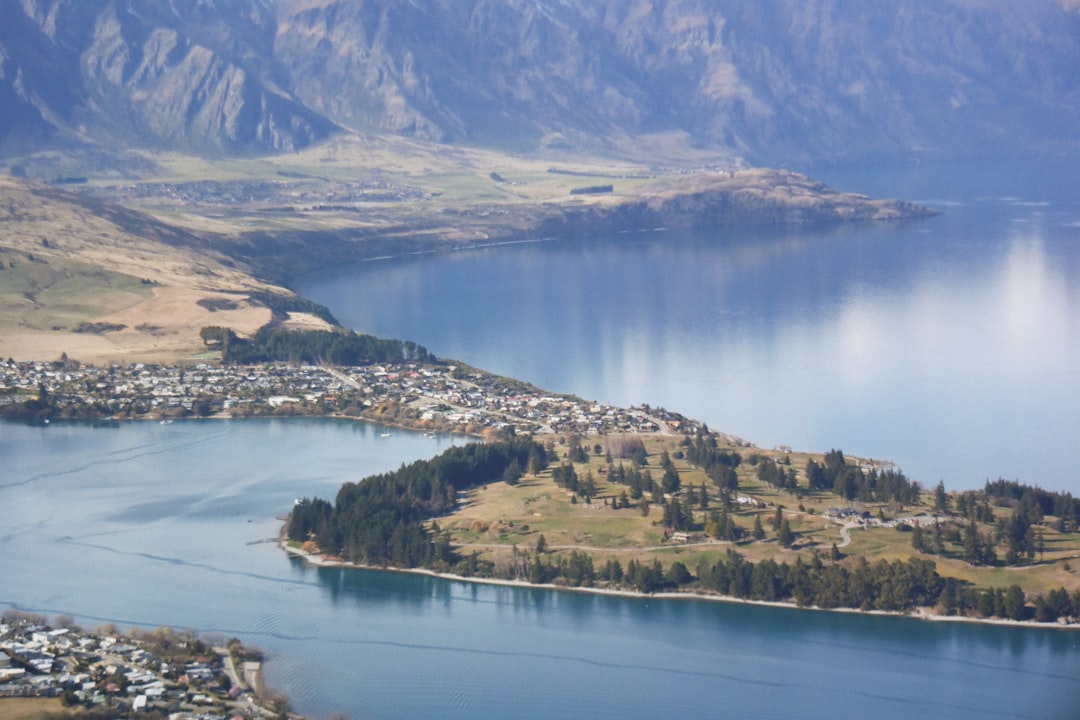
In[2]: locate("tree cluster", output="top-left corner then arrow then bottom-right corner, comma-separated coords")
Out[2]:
984,478 -> 1079,533
681,434 -> 741,491
213,326 -> 435,366
288,437 -> 546,567
805,449 -> 921,505
606,462 -> 654,501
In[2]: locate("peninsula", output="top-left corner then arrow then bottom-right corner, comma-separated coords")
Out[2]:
0,144 -> 935,366
4,341 -> 1078,626
280,428 -> 1080,628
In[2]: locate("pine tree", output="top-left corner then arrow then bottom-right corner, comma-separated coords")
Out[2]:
779,519 -> 795,548
935,481 -> 949,514
911,522 -> 926,553
753,514 -> 765,540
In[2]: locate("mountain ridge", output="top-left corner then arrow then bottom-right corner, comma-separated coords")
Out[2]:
1,0 -> 1077,166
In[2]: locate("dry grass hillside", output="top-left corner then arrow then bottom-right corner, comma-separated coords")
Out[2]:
0,176 -> 293,363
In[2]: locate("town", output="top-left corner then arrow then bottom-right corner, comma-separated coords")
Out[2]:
0,611 -> 284,719
0,357 -> 700,440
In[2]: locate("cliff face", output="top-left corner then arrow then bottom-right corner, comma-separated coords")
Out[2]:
1,0 -> 1078,164
271,0 -> 1080,163
0,0 -> 337,155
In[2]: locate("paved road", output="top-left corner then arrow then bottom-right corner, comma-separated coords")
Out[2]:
836,521 -> 858,549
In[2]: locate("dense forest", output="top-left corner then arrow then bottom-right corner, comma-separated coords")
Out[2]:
288,437 -> 549,567
201,326 -> 435,366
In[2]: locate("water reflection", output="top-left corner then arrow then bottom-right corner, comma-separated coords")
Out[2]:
295,174 -> 1080,491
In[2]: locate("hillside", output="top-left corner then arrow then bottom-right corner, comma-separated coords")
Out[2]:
0,175 -> 323,362
1,0 -> 1077,167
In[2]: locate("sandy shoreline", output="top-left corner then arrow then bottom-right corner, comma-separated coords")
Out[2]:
279,542 -> 1080,631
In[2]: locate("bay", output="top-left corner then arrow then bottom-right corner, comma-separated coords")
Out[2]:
294,158 -> 1080,492
2,419 -> 1078,720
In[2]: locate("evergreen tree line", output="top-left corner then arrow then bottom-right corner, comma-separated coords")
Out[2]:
805,449 -> 922,505
983,478 -> 1080,532
756,456 -> 799,492
205,326 -> 435,366
288,437 -> 548,566
486,542 -> 1080,622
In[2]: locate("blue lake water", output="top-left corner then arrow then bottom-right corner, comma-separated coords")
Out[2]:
296,158 -> 1080,493
5,159 -> 1080,718
2,419 -> 1078,720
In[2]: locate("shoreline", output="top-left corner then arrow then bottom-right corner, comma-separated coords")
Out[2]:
279,541 -> 1080,632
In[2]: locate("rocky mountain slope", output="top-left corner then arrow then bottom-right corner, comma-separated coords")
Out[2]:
1,0 -> 1077,165
0,0 -> 338,155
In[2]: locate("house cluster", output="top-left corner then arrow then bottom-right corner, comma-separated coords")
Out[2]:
0,357 -> 689,438
0,618 -> 264,718
824,507 -> 867,521
0,359 -> 335,417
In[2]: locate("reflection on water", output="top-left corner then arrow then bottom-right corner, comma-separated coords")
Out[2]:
295,162 -> 1080,491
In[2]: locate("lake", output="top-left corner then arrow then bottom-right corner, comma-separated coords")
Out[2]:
2,419 -> 1078,719
296,157 -> 1080,493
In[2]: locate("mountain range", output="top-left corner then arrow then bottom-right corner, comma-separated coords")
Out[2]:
1,0 -> 1077,167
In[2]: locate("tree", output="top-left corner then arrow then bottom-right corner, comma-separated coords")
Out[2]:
528,446 -> 546,476
579,471 -> 598,504
502,458 -> 523,486
935,481 -> 950,514
779,519 -> 794,548
963,521 -> 982,565
535,534 -> 548,555
660,451 -> 681,494
567,434 -> 589,463
1004,585 -> 1026,621
911,522 -> 926,553
666,560 -> 693,585
753,514 -> 765,540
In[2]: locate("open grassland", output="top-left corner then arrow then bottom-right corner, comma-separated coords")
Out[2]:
0,176 -> 284,362
0,697 -> 69,720
0,250 -> 151,330
439,434 -> 1080,596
